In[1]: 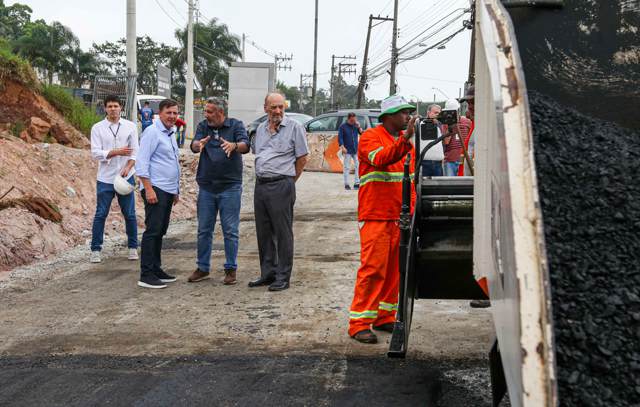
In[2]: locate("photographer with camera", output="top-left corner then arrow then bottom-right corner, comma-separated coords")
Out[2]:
420,104 -> 446,177
442,100 -> 464,176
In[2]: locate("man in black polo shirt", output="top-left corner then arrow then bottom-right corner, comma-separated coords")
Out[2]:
188,98 -> 250,285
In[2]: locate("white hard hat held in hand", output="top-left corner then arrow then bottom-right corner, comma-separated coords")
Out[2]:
114,168 -> 135,195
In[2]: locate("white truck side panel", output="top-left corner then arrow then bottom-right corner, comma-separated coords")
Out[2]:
228,62 -> 275,125
475,1 -> 557,405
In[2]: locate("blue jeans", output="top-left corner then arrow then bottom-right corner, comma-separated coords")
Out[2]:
91,180 -> 138,251
422,160 -> 443,177
197,184 -> 242,272
176,129 -> 185,147
444,161 -> 460,176
343,153 -> 360,186
141,122 -> 152,132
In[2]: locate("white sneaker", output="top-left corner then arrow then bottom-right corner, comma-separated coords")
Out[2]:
128,248 -> 139,260
90,251 -> 102,263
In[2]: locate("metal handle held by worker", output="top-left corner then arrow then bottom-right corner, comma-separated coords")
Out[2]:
397,154 -> 412,323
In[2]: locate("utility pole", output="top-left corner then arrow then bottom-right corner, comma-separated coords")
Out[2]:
330,55 -> 356,110
126,0 -> 136,122
299,74 -> 304,111
299,74 -> 313,112
242,33 -> 246,62
312,0 -> 319,116
274,54 -> 293,84
356,15 -> 373,109
389,0 -> 399,96
356,14 -> 393,108
185,0 -> 194,146
330,55 -> 336,109
336,62 -> 356,109
467,3 -> 476,86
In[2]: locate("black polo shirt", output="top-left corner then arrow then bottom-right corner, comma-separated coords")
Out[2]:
192,118 -> 249,193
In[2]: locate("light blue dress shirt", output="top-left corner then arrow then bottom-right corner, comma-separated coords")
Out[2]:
135,119 -> 181,195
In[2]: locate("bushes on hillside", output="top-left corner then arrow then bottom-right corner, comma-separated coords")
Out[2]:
41,84 -> 101,136
0,39 -> 40,91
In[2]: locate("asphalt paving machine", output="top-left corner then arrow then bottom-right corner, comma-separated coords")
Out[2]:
389,1 -> 639,406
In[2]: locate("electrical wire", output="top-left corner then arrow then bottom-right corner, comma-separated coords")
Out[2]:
395,73 -> 464,84
166,0 -> 187,22
399,0 -> 457,39
367,2 -> 466,75
154,0 -> 184,27
398,7 -> 468,52
399,23 -> 469,62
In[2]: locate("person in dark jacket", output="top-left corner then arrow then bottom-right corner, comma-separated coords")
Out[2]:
187,97 -> 250,286
338,113 -> 362,190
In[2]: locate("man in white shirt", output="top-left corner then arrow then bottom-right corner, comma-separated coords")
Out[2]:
420,104 -> 445,176
89,95 -> 140,263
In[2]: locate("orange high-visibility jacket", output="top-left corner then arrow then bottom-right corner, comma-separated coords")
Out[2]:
357,125 -> 416,221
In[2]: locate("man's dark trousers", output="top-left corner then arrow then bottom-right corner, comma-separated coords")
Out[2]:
140,186 -> 175,279
254,176 -> 296,284
422,160 -> 443,177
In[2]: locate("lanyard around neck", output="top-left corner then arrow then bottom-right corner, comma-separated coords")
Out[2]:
108,122 -> 121,139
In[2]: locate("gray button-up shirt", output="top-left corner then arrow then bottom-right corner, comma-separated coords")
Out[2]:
254,116 -> 309,177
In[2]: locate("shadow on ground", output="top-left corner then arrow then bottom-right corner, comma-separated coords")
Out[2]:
0,354 -> 490,407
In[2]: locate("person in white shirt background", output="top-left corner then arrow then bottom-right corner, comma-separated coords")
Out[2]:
89,95 -> 140,263
420,104 -> 445,176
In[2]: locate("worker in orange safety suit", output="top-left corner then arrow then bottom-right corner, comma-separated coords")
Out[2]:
349,94 -> 418,344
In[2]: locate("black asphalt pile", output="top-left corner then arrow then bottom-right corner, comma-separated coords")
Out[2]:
529,91 -> 640,407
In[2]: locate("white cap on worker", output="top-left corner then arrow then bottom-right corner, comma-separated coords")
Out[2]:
379,94 -> 416,119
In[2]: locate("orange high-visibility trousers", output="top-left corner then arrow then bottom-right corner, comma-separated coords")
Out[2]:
348,220 -> 400,337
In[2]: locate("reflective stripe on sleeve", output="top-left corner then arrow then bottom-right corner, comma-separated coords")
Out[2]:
368,147 -> 384,163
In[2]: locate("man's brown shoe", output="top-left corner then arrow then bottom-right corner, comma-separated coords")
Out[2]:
188,269 -> 210,283
373,323 -> 394,333
223,269 -> 237,285
352,329 -> 378,344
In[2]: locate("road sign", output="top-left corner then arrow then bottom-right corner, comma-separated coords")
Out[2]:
157,65 -> 171,98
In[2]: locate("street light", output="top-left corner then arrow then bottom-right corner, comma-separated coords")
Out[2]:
408,94 -> 421,115
431,87 -> 450,100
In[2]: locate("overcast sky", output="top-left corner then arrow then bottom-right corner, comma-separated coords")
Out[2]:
17,0 -> 472,103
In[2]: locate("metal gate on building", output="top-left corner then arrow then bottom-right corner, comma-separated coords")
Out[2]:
92,74 -> 138,120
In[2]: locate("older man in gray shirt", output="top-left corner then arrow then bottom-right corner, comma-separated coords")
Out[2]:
248,92 -> 309,291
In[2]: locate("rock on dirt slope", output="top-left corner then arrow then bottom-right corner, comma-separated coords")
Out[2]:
0,80 -> 89,149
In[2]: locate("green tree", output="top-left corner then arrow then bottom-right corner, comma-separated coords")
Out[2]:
62,48 -> 107,87
172,18 -> 241,97
92,35 -> 177,94
0,1 -> 32,40
14,20 -> 79,84
332,76 -> 359,110
276,81 -> 303,112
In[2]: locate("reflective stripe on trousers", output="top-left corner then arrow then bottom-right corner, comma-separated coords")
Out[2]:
359,171 -> 414,187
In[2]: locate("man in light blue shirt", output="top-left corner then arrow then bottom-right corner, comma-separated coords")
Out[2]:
135,99 -> 181,289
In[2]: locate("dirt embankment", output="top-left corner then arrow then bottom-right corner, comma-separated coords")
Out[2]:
0,136 -> 201,272
0,80 -> 89,149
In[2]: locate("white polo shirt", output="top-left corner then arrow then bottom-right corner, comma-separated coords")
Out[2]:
90,118 -> 139,184
414,126 -> 445,161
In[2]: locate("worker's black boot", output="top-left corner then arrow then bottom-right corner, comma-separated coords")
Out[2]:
470,300 -> 491,308
352,329 -> 378,344
372,323 -> 394,333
